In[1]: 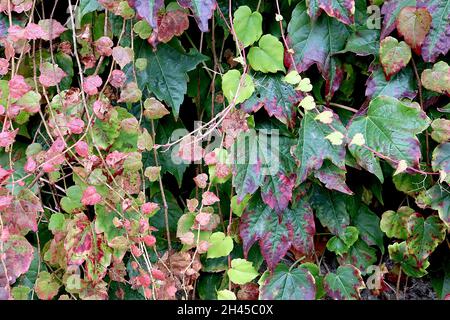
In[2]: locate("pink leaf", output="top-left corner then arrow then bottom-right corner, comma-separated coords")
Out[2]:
9,75 -> 31,99
75,141 -> 89,158
38,63 -> 67,87
67,118 -> 85,134
195,212 -> 211,226
112,46 -> 134,69
81,186 -> 102,206
38,19 -> 67,41
193,173 -> 208,188
141,202 -> 159,215
201,191 -> 219,206
83,75 -> 102,95
110,69 -> 126,88
0,129 -> 18,148
94,36 -> 114,56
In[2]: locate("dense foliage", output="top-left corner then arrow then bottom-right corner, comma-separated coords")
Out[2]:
0,0 -> 449,300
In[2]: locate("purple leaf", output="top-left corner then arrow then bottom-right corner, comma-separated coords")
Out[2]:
178,0 -> 217,32
133,0 -> 164,29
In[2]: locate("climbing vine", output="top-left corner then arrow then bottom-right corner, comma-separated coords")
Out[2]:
0,0 -> 449,301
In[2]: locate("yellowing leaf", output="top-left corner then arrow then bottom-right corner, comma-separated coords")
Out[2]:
325,131 -> 345,145
315,111 -> 333,124
283,70 -> 301,85
350,133 -> 365,146
299,95 -> 316,110
394,160 -> 408,176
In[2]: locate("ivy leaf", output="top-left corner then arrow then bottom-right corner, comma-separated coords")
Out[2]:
380,0 -> 416,39
347,96 -> 430,182
35,271 -> 60,300
239,194 -> 295,270
285,199 -> 316,256
48,213 -> 66,233
232,130 -> 289,202
0,235 -> 34,289
337,240 -> 377,274
241,74 -> 303,127
207,232 -> 233,259
366,65 -> 416,100
259,136 -> 297,212
233,5 -> 263,47
324,265 -> 365,300
307,0 -> 356,25
177,0 -> 216,32
339,28 -> 380,56
3,189 -> 42,235
133,0 -> 164,29
351,205 -> 384,252
421,61 -> 450,96
60,185 -> 83,214
389,241 -> 430,277
132,41 -> 207,118
248,35 -> 285,73
326,226 -> 359,256
432,143 -> 450,184
417,185 -> 450,228
313,161 -> 353,195
406,214 -> 447,261
259,264 -> 316,300
157,10 -> 190,43
431,120 -> 450,144
396,7 -> 432,55
287,2 -> 350,100
379,36 -> 412,80
309,184 -> 350,236
294,107 -> 346,185
222,70 -> 255,105
80,0 -> 101,21
380,206 -> 414,240
227,259 -> 259,285
417,0 -> 450,62
217,289 -> 236,300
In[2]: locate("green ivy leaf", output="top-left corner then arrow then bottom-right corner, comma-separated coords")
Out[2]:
131,41 -> 207,118
432,143 -> 450,184
287,2 -> 350,100
327,226 -> 359,256
389,241 -> 430,277
35,271 -> 60,300
48,213 -> 66,233
348,96 -> 430,182
294,108 -> 346,185
309,184 -> 350,236
421,61 -> 450,96
241,74 -> 303,127
337,240 -> 377,274
351,204 -> 384,252
259,264 -> 316,300
324,265 -> 365,300
366,65 -> 416,100
233,6 -> 263,47
406,214 -> 446,261
217,289 -> 236,300
307,0 -> 356,25
60,186 -> 83,214
207,232 -> 234,259
227,258 -> 259,285
248,35 -> 285,73
379,36 -> 412,80
222,69 -> 255,105
381,206 -> 414,240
